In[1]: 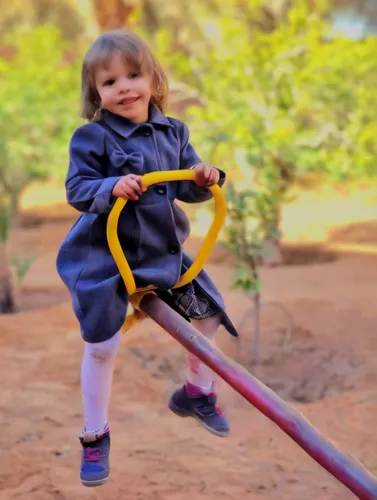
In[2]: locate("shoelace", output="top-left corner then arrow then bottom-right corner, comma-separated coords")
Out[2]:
84,447 -> 103,462
214,403 -> 224,416
197,403 -> 224,416
196,393 -> 224,416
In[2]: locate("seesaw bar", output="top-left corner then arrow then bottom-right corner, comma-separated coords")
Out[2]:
139,293 -> 377,500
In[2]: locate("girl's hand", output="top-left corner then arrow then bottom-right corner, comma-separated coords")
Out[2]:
112,174 -> 145,201
193,163 -> 220,187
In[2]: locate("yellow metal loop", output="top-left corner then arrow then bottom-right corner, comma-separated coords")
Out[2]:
106,170 -> 227,297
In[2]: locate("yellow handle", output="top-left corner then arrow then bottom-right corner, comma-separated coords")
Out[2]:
107,170 -> 227,296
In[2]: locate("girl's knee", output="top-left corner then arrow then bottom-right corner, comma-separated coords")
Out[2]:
84,331 -> 121,363
192,312 -> 222,339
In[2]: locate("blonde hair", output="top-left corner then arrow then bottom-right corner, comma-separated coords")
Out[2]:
80,30 -> 169,121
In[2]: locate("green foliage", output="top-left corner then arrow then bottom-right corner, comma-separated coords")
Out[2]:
232,268 -> 261,295
222,181 -> 266,295
0,205 -> 35,283
174,6 -> 377,185
12,255 -> 36,284
0,206 -> 9,243
0,25 -> 83,216
0,24 -> 81,307
156,0 -> 377,270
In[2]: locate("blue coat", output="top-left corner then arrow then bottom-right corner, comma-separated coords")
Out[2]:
56,106 -> 238,343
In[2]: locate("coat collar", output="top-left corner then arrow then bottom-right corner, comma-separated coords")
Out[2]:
101,104 -> 172,139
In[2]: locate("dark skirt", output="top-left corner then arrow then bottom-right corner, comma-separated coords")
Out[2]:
156,279 -> 219,322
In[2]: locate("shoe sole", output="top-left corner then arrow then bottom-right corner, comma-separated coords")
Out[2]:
168,400 -> 229,438
81,476 -> 109,487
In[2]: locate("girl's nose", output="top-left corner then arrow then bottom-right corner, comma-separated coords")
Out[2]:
118,77 -> 130,92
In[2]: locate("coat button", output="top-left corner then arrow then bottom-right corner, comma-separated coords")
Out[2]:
143,129 -> 151,136
169,246 -> 179,254
155,185 -> 166,195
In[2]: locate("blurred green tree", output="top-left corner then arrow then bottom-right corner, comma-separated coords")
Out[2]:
0,26 -> 82,312
0,25 -> 82,220
138,0 -> 377,356
151,0 -> 377,266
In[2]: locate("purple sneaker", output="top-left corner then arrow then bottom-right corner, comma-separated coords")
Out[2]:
79,428 -> 110,487
168,383 -> 230,437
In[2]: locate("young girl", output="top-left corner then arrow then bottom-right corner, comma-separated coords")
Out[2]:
56,29 -> 238,487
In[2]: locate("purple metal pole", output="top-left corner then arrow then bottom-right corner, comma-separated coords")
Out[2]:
140,293 -> 377,500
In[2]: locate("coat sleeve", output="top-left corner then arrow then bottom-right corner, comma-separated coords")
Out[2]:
174,120 -> 225,203
65,123 -> 121,214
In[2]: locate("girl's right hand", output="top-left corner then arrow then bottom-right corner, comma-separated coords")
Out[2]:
112,174 -> 145,201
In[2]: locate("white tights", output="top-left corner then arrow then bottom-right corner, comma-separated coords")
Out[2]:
81,313 -> 221,433
186,313 -> 220,393
81,332 -> 121,433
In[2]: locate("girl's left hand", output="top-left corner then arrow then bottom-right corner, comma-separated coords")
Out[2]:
193,163 -> 220,187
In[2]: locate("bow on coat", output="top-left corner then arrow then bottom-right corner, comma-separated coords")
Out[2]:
110,150 -> 144,172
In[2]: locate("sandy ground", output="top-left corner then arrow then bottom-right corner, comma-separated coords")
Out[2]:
0,187 -> 377,500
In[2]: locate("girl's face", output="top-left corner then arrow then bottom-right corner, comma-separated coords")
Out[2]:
95,52 -> 152,123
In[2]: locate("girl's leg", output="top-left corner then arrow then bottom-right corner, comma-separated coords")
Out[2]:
186,312 -> 221,394
169,312 -> 229,437
81,331 -> 121,433
168,282 -> 230,436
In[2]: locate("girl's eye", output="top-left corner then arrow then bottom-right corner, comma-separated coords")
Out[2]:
130,72 -> 140,79
104,79 -> 115,86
